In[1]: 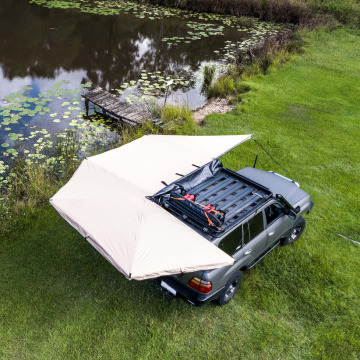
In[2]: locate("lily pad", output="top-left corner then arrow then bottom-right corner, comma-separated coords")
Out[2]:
8,133 -> 18,141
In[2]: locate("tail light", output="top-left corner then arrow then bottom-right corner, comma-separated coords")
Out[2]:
188,277 -> 212,294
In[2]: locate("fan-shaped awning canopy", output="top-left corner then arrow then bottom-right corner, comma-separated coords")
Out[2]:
50,134 -> 252,280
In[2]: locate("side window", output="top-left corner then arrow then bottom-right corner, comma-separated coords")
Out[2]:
265,203 -> 284,226
218,225 -> 243,255
243,212 -> 264,245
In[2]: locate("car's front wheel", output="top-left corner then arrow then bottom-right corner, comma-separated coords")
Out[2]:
281,217 -> 306,245
215,270 -> 242,306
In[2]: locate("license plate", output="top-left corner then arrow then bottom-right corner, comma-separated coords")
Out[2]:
160,280 -> 177,296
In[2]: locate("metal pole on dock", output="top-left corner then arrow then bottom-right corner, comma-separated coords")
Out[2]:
164,79 -> 173,106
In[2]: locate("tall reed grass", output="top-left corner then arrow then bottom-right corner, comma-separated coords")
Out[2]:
0,104 -> 195,233
0,128 -> 118,233
201,65 -> 216,95
150,102 -> 196,133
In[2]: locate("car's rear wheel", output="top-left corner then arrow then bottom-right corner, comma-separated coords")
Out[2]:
281,217 -> 306,245
215,270 -> 242,306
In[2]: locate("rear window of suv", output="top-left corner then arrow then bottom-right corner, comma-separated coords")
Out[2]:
218,211 -> 264,254
243,212 -> 264,245
218,225 -> 243,255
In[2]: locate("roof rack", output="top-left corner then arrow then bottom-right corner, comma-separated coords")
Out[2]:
157,165 -> 272,236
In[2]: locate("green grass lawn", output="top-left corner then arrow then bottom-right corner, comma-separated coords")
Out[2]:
1,28 -> 359,359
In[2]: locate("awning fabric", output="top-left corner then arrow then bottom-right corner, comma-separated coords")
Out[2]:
50,134 -> 252,280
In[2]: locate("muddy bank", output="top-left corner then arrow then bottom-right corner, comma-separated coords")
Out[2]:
193,97 -> 234,124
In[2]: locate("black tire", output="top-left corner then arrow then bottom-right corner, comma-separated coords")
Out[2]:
281,217 -> 306,245
215,270 -> 242,306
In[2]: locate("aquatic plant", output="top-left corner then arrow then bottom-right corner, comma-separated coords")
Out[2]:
0,124 -> 120,232
30,0 -> 282,51
113,69 -> 196,106
0,81 -> 121,223
162,22 -> 225,45
201,65 -> 216,94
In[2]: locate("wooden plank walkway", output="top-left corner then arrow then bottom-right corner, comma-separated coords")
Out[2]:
82,87 -> 154,126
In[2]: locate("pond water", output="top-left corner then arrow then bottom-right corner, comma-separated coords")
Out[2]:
0,0 -> 280,179
0,0 -> 247,101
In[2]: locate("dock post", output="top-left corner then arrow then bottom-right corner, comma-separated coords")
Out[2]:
85,99 -> 89,116
164,79 -> 173,106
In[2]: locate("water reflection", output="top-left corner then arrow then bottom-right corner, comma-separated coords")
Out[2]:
0,0 -> 243,96
1,0 -> 252,163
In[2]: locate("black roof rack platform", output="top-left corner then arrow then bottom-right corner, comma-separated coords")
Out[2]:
151,160 -> 272,236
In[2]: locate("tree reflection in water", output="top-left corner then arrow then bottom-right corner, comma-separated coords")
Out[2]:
0,0 -> 244,93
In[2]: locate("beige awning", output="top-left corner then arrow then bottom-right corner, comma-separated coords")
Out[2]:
50,135 -> 252,280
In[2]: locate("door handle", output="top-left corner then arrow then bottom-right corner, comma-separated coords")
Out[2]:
269,231 -> 275,236
245,249 -> 252,255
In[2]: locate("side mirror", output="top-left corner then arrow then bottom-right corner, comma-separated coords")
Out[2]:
287,210 -> 297,220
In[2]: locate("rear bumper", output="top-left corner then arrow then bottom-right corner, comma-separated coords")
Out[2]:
156,276 -> 223,306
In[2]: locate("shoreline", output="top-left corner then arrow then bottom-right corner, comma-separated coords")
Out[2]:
192,96 -> 234,124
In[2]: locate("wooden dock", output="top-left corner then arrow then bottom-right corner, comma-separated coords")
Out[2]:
82,87 -> 156,126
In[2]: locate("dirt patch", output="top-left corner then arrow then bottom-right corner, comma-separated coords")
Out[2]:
193,97 -> 234,124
